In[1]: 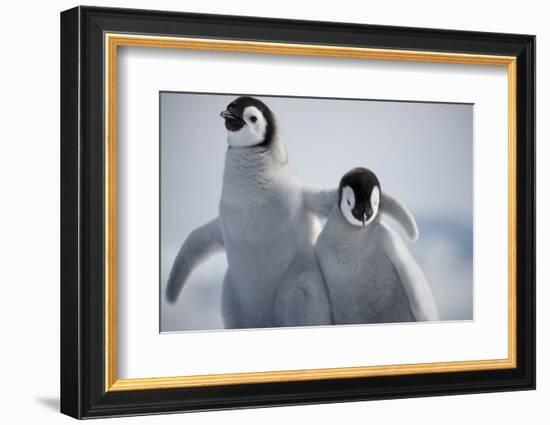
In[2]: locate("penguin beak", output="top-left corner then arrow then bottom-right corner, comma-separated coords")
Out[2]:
221,109 -> 246,131
220,110 -> 236,120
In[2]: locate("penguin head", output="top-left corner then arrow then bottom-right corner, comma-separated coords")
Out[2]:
338,167 -> 381,228
220,97 -> 275,147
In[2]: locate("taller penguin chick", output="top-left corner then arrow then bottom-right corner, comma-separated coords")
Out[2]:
166,96 -> 336,329
315,167 -> 439,324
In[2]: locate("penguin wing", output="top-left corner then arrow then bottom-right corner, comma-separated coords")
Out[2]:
165,217 -> 224,303
381,191 -> 419,241
380,223 -> 439,321
302,186 -> 338,218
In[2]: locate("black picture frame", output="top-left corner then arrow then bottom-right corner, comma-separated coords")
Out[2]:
60,5 -> 535,419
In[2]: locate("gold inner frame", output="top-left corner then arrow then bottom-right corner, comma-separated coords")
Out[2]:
104,33 -> 517,392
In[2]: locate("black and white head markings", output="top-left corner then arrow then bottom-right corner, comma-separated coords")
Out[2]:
338,167 -> 381,227
220,96 -> 276,148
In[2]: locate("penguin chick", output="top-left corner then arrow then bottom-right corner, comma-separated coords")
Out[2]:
166,96 -> 335,329
315,167 -> 439,324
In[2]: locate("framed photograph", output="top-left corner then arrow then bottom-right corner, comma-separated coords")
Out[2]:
60,6 -> 535,419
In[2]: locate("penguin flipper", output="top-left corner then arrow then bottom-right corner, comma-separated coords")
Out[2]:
303,186 -> 338,218
380,223 -> 439,321
381,191 -> 419,241
165,217 -> 224,303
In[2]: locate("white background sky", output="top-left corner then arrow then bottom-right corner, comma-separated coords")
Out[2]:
160,93 -> 474,331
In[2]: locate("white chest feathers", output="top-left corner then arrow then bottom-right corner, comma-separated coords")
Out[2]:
315,210 -> 416,324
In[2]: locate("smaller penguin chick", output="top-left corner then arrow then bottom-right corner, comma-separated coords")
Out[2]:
315,167 -> 439,324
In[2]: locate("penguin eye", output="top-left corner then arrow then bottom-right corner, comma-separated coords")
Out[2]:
347,199 -> 351,206
250,116 -> 257,123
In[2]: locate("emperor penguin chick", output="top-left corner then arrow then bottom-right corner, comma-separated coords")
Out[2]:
315,167 -> 439,324
166,96 -> 335,329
